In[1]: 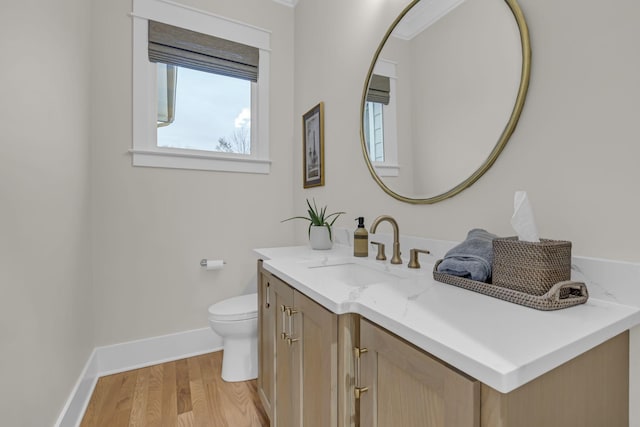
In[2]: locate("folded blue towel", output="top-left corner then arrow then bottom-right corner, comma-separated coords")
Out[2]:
437,229 -> 498,282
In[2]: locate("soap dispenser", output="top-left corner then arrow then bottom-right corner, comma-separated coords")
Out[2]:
354,217 -> 369,257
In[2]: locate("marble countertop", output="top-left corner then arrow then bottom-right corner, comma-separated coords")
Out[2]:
255,244 -> 640,393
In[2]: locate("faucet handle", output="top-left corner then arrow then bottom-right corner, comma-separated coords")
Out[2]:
408,249 -> 431,269
370,241 -> 387,261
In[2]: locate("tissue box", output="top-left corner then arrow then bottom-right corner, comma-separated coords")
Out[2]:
492,237 -> 572,296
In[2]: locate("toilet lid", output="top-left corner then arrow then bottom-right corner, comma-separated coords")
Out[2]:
208,293 -> 258,321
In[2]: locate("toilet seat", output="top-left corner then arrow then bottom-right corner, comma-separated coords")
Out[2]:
208,293 -> 257,322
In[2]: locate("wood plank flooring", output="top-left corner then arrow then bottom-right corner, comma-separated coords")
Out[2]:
80,351 -> 269,427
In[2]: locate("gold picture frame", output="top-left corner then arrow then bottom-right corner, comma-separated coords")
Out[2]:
302,102 -> 325,188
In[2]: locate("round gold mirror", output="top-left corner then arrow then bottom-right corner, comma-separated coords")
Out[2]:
361,0 -> 531,204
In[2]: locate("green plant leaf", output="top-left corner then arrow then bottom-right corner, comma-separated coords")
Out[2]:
281,215 -> 312,223
281,198 -> 345,230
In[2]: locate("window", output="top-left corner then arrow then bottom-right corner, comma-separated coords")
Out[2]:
156,65 -> 252,154
131,0 -> 271,173
364,101 -> 385,162
364,60 -> 399,177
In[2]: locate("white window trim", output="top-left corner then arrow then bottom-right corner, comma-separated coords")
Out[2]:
131,0 -> 271,174
371,59 -> 399,177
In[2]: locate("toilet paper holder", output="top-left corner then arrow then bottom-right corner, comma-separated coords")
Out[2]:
200,259 -> 226,267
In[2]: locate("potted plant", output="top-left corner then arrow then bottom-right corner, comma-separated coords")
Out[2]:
282,199 -> 345,250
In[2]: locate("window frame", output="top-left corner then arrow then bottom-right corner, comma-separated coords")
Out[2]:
131,0 -> 271,174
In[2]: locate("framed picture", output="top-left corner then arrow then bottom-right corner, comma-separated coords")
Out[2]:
302,102 -> 325,188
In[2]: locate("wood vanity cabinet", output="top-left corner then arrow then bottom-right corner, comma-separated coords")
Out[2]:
258,261 -> 338,427
358,319 -> 479,427
259,261 -> 629,427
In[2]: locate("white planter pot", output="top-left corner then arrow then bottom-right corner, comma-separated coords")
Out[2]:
309,225 -> 333,250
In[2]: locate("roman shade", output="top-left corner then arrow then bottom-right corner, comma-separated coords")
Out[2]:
148,20 -> 259,82
366,74 -> 390,105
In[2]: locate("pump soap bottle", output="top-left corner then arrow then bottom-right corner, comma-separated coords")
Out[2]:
354,217 -> 369,257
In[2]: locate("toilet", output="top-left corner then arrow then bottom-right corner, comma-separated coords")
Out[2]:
207,293 -> 258,382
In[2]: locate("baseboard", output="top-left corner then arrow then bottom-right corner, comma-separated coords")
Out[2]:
55,327 -> 223,427
95,327 -> 223,376
53,348 -> 100,427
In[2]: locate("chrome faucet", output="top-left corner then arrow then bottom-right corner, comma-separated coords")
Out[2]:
369,215 -> 402,264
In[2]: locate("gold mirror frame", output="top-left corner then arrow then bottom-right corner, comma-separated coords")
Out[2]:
360,0 -> 531,204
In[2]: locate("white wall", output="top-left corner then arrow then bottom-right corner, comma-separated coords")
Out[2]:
0,0 -> 94,425
90,0 -> 295,346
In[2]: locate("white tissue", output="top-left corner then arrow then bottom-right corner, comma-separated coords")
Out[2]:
205,259 -> 225,271
510,191 -> 540,242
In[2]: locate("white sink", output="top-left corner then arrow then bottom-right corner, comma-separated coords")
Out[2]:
306,260 -> 409,286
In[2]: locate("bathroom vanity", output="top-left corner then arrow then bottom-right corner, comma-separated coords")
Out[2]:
255,245 -> 639,427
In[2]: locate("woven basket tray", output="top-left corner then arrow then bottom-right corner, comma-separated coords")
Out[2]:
433,260 -> 588,311
493,237 -> 571,296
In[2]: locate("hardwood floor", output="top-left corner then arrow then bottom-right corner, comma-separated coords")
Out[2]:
80,351 -> 269,427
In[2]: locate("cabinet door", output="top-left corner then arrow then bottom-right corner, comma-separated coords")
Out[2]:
271,276 -> 295,427
359,319 -> 479,427
291,291 -> 338,427
257,263 -> 275,421
257,263 -> 340,427
480,331 -> 629,427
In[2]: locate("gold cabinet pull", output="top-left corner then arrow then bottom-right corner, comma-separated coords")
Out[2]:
265,282 -> 271,309
354,386 -> 369,399
287,307 -> 298,345
280,305 -> 289,340
286,307 -> 298,316
354,347 -> 368,357
354,347 -> 369,399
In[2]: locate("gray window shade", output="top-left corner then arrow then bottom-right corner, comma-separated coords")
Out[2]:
148,20 -> 259,82
366,74 -> 390,105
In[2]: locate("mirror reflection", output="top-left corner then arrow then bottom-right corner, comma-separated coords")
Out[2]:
362,0 -> 530,203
